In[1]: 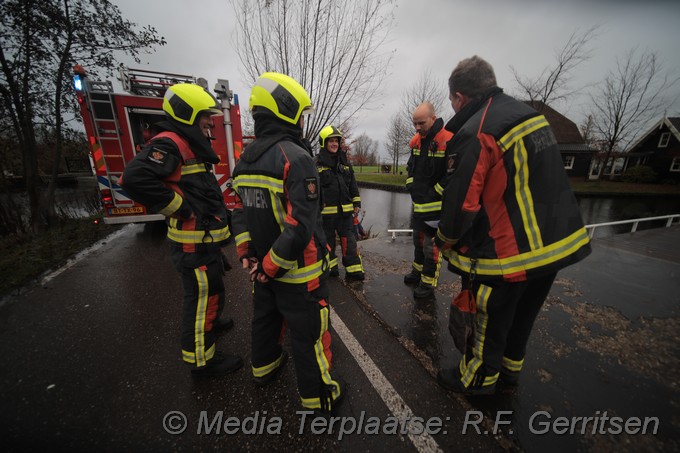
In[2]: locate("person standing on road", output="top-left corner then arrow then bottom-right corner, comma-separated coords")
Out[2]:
404,102 -> 453,299
121,83 -> 243,377
435,56 -> 591,395
231,72 -> 345,416
317,125 -> 365,281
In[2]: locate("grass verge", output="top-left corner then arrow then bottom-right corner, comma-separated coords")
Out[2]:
0,216 -> 122,297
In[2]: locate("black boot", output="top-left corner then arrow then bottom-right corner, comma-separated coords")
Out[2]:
403,271 -> 421,285
191,352 -> 243,377
413,283 -> 434,299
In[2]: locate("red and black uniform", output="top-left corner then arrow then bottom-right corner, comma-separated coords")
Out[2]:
231,113 -> 342,410
406,118 -> 453,288
121,121 -> 231,368
317,147 -> 364,278
436,88 -> 591,391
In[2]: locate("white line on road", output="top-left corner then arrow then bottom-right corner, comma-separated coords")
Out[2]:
330,308 -> 443,453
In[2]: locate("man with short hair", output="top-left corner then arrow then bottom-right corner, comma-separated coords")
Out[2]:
404,102 -> 453,299
435,56 -> 591,395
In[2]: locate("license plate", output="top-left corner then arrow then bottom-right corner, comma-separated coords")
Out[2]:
110,207 -> 144,215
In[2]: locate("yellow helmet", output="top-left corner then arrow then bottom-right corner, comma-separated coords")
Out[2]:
319,125 -> 343,148
163,83 -> 222,125
249,72 -> 314,125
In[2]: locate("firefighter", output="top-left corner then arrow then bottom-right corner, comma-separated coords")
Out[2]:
435,56 -> 591,395
231,72 -> 345,415
404,102 -> 454,298
317,125 -> 365,280
120,83 -> 242,377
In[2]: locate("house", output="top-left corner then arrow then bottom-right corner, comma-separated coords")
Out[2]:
525,101 -> 595,179
623,116 -> 680,183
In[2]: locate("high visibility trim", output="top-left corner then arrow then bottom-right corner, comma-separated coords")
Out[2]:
300,304 -> 340,409
269,249 -> 297,270
352,197 -> 361,203
159,192 -> 183,216
341,203 -> 353,213
235,231 -> 251,246
412,148 -> 421,157
513,139 -> 543,250
498,116 -> 549,151
446,227 -> 590,276
413,200 -> 442,213
233,174 -> 284,193
432,150 -> 446,158
329,257 -> 339,269
460,284 -> 494,388
421,275 -> 435,286
194,267 -> 209,366
436,229 -> 458,245
182,344 -> 215,363
502,356 -> 524,372
271,192 -> 286,232
322,206 -> 338,215
275,256 -> 329,284
318,166 -> 331,172
345,263 -> 363,273
167,225 -> 231,244
406,177 -> 413,185
252,352 -> 287,378
412,262 -> 423,272
181,163 -> 207,176
434,183 -> 444,196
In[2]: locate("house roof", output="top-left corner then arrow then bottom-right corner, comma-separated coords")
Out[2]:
559,144 -> 595,153
524,101 -> 585,144
627,116 -> 680,152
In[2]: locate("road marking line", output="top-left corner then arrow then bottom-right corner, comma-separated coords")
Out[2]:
330,308 -> 443,453
41,224 -> 134,284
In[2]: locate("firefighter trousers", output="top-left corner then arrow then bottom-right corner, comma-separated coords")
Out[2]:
457,272 -> 557,389
411,221 -> 441,288
171,249 -> 225,367
322,213 -> 364,276
251,278 -> 343,409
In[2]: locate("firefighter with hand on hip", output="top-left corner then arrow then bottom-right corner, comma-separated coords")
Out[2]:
120,83 -> 243,377
231,72 -> 345,416
317,125 -> 365,281
404,102 -> 453,299
435,56 -> 591,395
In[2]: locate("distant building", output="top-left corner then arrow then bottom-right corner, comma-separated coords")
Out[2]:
623,116 -> 680,183
525,101 -> 595,179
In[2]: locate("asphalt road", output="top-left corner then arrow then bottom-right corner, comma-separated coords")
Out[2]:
0,224 -> 501,452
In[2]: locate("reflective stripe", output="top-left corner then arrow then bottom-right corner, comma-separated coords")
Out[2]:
269,249 -> 297,270
329,257 -> 339,269
436,229 -> 457,245
502,356 -> 524,372
167,226 -> 231,244
434,183 -> 444,196
252,352 -> 286,378
341,203 -> 353,213
275,257 -> 328,284
233,174 -> 284,193
182,344 -> 215,363
412,148 -> 421,156
413,200 -> 442,213
181,163 -> 207,176
513,139 -> 542,250
352,197 -> 361,203
345,263 -> 363,273
421,275 -> 435,286
412,262 -> 423,272
322,206 -> 339,215
194,267 -> 209,366
159,192 -> 183,216
432,150 -> 446,158
446,227 -> 589,276
235,231 -> 251,246
498,116 -> 549,151
301,304 -> 340,409
271,191 -> 286,232
460,284 -> 493,387
406,177 -> 413,185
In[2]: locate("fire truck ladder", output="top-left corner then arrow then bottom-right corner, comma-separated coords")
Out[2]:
119,67 -> 195,97
85,79 -> 127,207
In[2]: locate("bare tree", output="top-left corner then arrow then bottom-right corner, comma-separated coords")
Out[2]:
230,0 -> 394,142
588,49 -> 677,177
511,25 -> 599,110
399,70 -> 449,127
350,133 -> 378,171
386,113 -> 410,174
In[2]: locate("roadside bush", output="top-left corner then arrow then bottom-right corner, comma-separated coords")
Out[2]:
621,166 -> 658,183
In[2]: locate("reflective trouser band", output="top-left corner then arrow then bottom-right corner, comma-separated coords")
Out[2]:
167,226 -> 231,244
235,231 -> 251,246
252,352 -> 287,378
502,356 -> 524,372
413,201 -> 442,213
182,344 -> 216,364
412,262 -> 423,272
159,192 -> 183,216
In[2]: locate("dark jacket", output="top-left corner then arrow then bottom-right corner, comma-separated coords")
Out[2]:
406,117 -> 454,221
120,121 -> 230,254
317,148 -> 361,216
231,112 -> 329,289
436,88 -> 591,282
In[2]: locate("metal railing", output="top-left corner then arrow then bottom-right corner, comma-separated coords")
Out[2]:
387,214 -> 680,241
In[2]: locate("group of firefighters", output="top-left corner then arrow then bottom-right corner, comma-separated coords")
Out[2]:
120,55 -> 591,418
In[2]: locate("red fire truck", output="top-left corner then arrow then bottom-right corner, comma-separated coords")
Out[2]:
73,65 -> 244,224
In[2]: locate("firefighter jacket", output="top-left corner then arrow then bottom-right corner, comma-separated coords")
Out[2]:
317,148 -> 361,216
121,121 -> 230,254
435,88 -> 591,283
231,113 -> 329,290
406,118 -> 454,221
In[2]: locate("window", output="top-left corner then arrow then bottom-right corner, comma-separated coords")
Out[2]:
671,157 -> 680,172
659,132 -> 671,148
563,155 -> 575,170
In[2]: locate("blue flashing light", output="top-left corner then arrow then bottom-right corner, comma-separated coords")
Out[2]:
73,74 -> 83,91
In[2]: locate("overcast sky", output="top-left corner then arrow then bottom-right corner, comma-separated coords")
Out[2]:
110,0 -> 680,155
